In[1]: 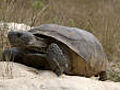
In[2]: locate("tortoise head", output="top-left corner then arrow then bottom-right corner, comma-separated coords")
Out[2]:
8,31 -> 47,48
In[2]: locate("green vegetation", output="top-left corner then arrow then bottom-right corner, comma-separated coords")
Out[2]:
32,0 -> 45,10
0,0 -> 120,81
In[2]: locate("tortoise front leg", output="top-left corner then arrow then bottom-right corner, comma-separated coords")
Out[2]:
47,43 -> 69,76
2,47 -> 24,63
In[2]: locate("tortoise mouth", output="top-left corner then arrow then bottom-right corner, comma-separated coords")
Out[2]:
10,44 -> 39,48
25,49 -> 46,55
10,43 -> 36,49
21,45 -> 47,55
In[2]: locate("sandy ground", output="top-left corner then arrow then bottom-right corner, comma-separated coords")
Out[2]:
0,62 -> 120,90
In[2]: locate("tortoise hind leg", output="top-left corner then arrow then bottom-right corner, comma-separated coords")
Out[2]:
99,71 -> 107,81
47,43 -> 70,76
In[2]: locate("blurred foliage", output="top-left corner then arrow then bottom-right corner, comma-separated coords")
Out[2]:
32,0 -> 45,10
0,23 -> 10,59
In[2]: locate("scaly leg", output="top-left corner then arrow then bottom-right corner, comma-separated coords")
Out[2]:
47,43 -> 70,76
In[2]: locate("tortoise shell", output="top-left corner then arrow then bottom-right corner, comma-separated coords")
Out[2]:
29,24 -> 108,76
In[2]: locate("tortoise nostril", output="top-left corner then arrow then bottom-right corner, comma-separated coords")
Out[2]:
8,31 -> 15,36
8,31 -> 15,39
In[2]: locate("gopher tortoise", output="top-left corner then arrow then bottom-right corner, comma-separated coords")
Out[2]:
3,24 -> 108,80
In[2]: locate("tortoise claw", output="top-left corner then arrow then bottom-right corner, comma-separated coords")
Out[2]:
99,71 -> 107,81
54,69 -> 62,76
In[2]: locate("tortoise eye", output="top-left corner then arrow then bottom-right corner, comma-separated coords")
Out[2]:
17,33 -> 22,37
